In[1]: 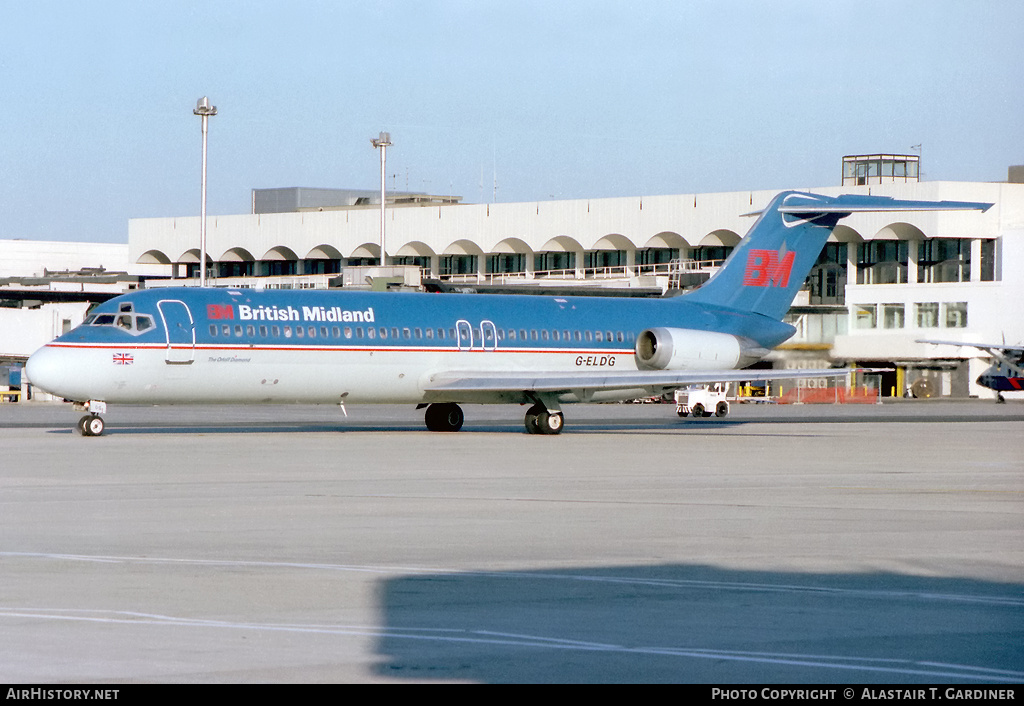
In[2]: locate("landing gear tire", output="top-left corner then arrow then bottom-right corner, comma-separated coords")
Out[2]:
690,403 -> 706,418
525,404 -> 563,435
424,403 -> 464,432
78,414 -> 105,437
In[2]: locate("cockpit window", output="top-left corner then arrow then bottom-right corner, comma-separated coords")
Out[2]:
86,309 -> 155,336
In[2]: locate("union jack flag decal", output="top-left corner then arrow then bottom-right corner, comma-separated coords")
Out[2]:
112,353 -> 134,365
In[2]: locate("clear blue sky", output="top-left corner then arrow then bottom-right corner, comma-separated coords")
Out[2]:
2,0 -> 1021,243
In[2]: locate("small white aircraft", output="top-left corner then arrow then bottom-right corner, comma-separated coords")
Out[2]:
27,191 -> 991,435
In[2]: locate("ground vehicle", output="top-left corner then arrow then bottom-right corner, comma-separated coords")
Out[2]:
675,383 -> 730,418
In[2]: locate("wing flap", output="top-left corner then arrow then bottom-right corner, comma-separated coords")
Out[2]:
424,368 -> 874,395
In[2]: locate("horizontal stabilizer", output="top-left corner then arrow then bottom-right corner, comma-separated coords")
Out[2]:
743,194 -> 992,217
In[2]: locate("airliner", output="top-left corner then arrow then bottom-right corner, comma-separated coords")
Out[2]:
917,339 -> 1024,402
26,191 -> 991,436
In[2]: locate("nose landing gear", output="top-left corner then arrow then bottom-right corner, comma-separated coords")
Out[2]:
73,400 -> 107,437
77,414 -> 106,437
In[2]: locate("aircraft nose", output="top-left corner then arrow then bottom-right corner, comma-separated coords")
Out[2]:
26,345 -> 75,398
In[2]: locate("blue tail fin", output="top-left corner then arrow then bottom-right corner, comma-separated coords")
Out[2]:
683,191 -> 991,320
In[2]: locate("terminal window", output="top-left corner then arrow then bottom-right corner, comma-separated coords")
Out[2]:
916,302 -> 939,328
944,302 -> 968,328
854,304 -> 877,329
882,303 -> 905,329
918,239 -> 969,283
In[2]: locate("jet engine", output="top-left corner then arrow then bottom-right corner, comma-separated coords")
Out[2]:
634,327 -> 768,371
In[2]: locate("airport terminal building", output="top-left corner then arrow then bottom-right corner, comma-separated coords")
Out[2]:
5,156 -> 1023,399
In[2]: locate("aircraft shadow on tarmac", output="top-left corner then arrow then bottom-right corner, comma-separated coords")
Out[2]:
372,564 -> 1024,684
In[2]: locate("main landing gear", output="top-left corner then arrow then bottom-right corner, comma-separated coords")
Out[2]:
524,403 -> 563,435
423,402 -> 465,432
421,400 -> 565,434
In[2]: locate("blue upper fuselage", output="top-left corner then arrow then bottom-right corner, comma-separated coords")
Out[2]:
52,286 -> 797,353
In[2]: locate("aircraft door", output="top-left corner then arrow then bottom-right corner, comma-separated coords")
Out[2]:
456,319 -> 473,351
158,299 -> 195,364
481,320 -> 498,351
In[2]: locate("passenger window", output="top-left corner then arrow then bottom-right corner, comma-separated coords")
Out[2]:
531,330 -> 538,341
222,324 -> 231,336
247,325 -> 255,337
344,327 -> 352,339
392,327 -> 400,339
425,328 -> 433,340
585,331 -> 593,342
234,325 -> 243,337
296,327 -> 305,338
508,329 -> 516,341
379,327 -> 388,340
367,327 -> 375,339
541,330 -> 549,341
308,327 -> 317,338
284,326 -> 292,338
403,328 -> 411,339
260,326 -> 268,337
330,326 -> 339,338
210,325 -> 218,336
595,331 -> 603,342
272,326 -> 280,337
574,330 -> 582,341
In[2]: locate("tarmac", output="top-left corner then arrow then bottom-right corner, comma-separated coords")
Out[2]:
0,399 -> 1022,683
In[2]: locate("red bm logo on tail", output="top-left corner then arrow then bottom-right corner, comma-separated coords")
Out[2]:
743,249 -> 795,287
207,304 -> 234,319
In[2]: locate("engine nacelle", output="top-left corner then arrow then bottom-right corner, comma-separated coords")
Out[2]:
634,327 -> 767,371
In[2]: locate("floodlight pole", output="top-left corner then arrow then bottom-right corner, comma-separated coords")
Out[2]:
371,131 -> 392,266
194,97 -> 217,286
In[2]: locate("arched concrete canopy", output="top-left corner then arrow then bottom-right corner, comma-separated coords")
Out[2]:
491,237 -> 534,255
348,243 -> 381,259
875,222 -> 925,241
304,244 -> 343,260
538,235 -> 583,253
260,246 -> 299,261
137,249 -> 171,265
590,233 -> 636,251
697,229 -> 741,247
177,248 -> 212,264
828,224 -> 863,243
218,247 -> 256,262
643,231 -> 687,250
394,241 -> 436,258
443,239 -> 485,256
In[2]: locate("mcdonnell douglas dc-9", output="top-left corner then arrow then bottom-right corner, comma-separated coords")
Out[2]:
27,191 -> 990,436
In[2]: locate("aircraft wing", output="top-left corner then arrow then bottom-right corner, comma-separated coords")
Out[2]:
916,339 -> 1024,354
424,367 -> 872,396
